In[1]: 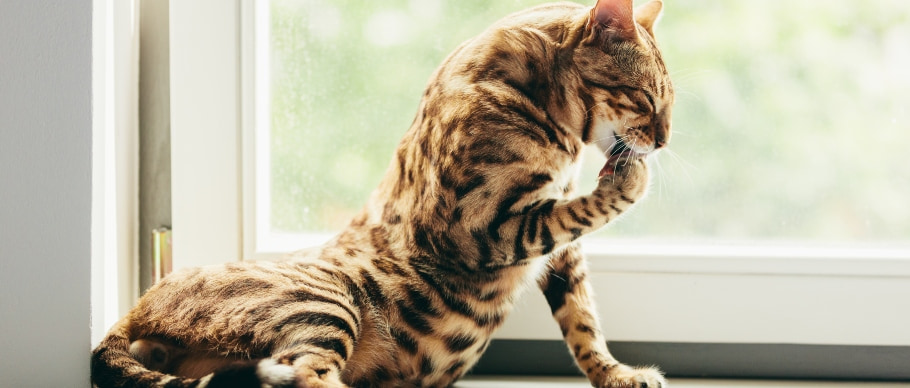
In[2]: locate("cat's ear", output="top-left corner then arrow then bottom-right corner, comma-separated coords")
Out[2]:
589,0 -> 637,41
634,0 -> 664,38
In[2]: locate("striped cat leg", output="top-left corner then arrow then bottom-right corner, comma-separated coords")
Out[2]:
486,157 -> 649,265
539,244 -> 667,388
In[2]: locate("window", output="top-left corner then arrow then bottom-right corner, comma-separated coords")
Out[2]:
169,0 -> 910,378
256,0 -> 910,246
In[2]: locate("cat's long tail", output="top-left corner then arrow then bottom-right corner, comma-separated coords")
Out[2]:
90,317 -> 297,388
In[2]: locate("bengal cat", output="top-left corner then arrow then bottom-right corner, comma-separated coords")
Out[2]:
91,0 -> 674,386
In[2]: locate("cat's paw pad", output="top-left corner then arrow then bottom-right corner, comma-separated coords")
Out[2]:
598,365 -> 667,388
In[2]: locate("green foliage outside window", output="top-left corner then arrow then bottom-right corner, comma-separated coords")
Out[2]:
269,0 -> 910,243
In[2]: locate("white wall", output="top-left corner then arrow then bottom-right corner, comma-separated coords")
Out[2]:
0,1 -> 93,386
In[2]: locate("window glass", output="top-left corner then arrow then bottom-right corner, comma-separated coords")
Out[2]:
266,0 -> 910,244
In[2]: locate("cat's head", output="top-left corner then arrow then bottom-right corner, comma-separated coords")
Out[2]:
570,0 -> 674,159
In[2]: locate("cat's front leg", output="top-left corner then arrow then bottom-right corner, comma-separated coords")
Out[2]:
538,244 -> 667,388
484,156 -> 650,265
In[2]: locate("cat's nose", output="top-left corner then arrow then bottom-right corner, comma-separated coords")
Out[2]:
654,132 -> 667,149
653,111 -> 671,149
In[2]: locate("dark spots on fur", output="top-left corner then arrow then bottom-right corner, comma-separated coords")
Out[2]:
382,203 -> 402,225
541,269 -> 569,314
373,368 -> 392,383
472,230 -> 492,261
439,166 -> 459,193
569,228 -> 583,240
273,312 -> 356,342
410,261 -> 499,327
455,174 -> 486,200
513,214 -> 528,261
413,223 -> 435,255
540,223 -> 555,255
479,289 -> 501,301
237,332 -> 256,350
566,206 -> 593,227
576,323 -> 595,334
406,284 -> 440,317
299,337 -> 349,360
438,234 -> 459,259
445,333 -> 477,353
372,257 -> 408,277
452,206 -> 463,223
487,174 -> 552,242
360,270 -> 388,306
391,327 -> 419,354
420,355 -> 436,375
581,202 -> 595,219
311,368 -> 330,379
527,203 -> 543,244
468,147 -> 522,165
370,226 -> 401,263
374,367 -> 393,382
283,289 -> 359,325
446,360 -> 466,377
291,276 -> 344,296
477,313 -> 504,328
397,300 -> 434,334
580,351 -> 593,361
412,221 -> 459,260
434,193 -> 451,220
634,94 -> 652,115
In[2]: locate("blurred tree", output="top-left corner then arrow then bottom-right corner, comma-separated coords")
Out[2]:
269,0 -> 910,244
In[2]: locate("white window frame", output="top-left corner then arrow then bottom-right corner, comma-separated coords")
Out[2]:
91,0 -> 140,346
169,0 -> 910,348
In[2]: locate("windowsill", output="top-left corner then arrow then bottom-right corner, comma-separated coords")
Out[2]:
457,377 -> 910,388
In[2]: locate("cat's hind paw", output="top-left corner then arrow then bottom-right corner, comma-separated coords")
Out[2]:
256,359 -> 297,387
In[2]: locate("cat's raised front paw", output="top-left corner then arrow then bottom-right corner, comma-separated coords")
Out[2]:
597,157 -> 649,201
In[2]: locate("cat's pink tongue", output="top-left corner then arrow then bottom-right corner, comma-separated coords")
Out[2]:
598,151 -> 637,179
598,162 -> 615,179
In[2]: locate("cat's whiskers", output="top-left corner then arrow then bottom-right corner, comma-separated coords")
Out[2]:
660,147 -> 697,187
669,68 -> 713,104
669,68 -> 714,85
674,87 -> 703,103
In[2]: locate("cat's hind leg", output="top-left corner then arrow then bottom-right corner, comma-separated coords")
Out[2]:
129,337 -> 182,373
129,337 -> 253,379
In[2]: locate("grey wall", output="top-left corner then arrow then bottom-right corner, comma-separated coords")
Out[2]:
0,1 -> 93,386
